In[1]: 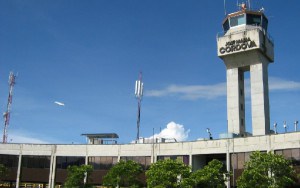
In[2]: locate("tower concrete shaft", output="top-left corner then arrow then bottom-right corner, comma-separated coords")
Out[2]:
223,51 -> 271,136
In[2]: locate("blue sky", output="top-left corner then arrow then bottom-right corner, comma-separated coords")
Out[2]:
0,0 -> 300,144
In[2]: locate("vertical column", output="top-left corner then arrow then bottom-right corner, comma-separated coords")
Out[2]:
49,145 -> 57,188
48,153 -> 53,188
50,155 -> 56,188
226,139 -> 231,188
16,145 -> 23,188
250,62 -> 270,135
84,145 -> 88,185
227,68 -> 245,135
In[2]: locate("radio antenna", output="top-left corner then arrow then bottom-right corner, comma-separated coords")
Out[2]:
135,72 -> 144,142
248,0 -> 251,10
224,0 -> 227,16
2,72 -> 17,143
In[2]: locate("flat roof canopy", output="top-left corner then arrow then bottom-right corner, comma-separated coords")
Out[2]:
81,133 -> 119,139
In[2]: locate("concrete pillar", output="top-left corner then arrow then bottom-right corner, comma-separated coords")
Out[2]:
16,145 -> 23,188
51,155 -> 56,188
227,68 -> 245,135
48,154 -> 53,188
250,62 -> 270,135
226,139 -> 231,188
49,145 -> 57,188
16,154 -> 22,188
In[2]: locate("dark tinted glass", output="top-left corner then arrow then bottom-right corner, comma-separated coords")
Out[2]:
223,19 -> 230,32
247,14 -> 261,26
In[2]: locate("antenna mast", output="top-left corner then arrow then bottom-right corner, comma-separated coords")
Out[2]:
2,72 -> 17,143
135,72 -> 143,142
224,0 -> 227,15
248,0 -> 251,10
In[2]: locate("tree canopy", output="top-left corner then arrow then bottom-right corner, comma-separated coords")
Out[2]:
237,151 -> 296,188
191,159 -> 228,188
146,159 -> 192,188
102,160 -> 143,188
64,164 -> 93,188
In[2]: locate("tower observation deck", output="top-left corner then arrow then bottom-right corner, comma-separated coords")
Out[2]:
217,5 -> 274,136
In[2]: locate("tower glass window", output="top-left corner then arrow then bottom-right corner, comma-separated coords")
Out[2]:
247,14 -> 261,26
230,14 -> 246,27
223,19 -> 230,32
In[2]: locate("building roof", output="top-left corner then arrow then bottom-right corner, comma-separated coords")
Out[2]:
81,133 -> 119,139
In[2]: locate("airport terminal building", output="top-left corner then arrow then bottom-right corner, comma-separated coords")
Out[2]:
1,5 -> 300,188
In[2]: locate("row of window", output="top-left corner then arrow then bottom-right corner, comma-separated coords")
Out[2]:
22,156 -> 51,169
223,13 -> 268,32
157,155 -> 189,165
56,157 -> 85,169
0,154 -> 18,168
0,154 -> 189,170
120,156 -> 151,170
89,156 -> 118,170
275,148 -> 300,165
231,149 -> 300,170
1,150 -> 299,170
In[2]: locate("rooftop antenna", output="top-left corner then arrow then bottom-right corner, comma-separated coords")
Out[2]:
273,122 -> 277,134
224,0 -> 227,16
283,121 -> 288,133
2,72 -> 17,143
206,128 -> 213,140
248,0 -> 251,10
135,72 -> 144,142
294,121 -> 298,132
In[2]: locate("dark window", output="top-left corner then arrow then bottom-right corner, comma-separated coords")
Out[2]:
223,19 -> 230,32
247,14 -> 261,26
22,156 -> 51,168
262,16 -> 268,31
156,155 -> 189,165
275,149 -> 300,166
0,154 -> 19,168
120,156 -> 151,170
241,118 -> 244,126
240,104 -> 244,111
56,156 -> 85,169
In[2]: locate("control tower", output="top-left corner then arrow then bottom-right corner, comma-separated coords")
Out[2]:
217,4 -> 274,136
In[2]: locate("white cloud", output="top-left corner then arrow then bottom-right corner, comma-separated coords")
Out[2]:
140,122 -> 190,143
146,83 -> 226,100
269,77 -> 300,91
54,101 -> 65,106
146,77 -> 300,100
8,133 -> 49,144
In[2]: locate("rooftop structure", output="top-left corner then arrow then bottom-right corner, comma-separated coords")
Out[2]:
81,133 -> 119,145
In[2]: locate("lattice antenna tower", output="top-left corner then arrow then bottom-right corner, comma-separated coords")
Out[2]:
135,72 -> 143,141
2,72 -> 17,143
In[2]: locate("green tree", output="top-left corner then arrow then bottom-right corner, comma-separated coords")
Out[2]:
64,164 -> 93,188
237,151 -> 296,188
103,160 -> 143,188
191,159 -> 228,188
146,159 -> 192,188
